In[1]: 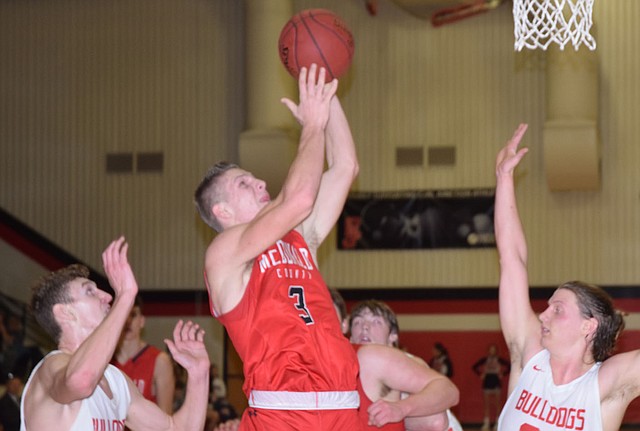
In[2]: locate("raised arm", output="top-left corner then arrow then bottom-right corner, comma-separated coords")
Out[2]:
125,320 -> 210,431
301,95 -> 359,248
153,350 -> 176,414
204,65 -> 338,313
358,344 -> 459,429
494,124 -> 541,376
46,237 -> 138,404
206,67 -> 334,259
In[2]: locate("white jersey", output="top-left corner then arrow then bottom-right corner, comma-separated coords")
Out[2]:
21,351 -> 131,431
498,349 -> 602,431
446,409 -> 463,431
402,351 -> 462,431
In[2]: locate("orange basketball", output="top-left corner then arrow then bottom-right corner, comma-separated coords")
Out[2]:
278,9 -> 354,81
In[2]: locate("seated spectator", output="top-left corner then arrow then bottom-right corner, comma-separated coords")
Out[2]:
0,312 -> 43,388
0,370 -> 24,431
206,362 -> 237,430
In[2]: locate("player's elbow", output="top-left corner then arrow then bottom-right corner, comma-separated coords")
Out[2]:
66,369 -> 101,399
278,192 -> 315,226
406,412 -> 449,431
445,380 -> 460,408
431,378 -> 459,410
349,158 -> 359,181
338,154 -> 359,181
285,183 -> 317,213
429,413 -> 449,431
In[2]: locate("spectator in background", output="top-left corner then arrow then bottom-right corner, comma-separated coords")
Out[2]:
210,363 -> 226,400
112,295 -> 175,413
0,312 -> 23,375
0,312 -> 43,387
0,371 -> 23,431
429,342 -> 453,378
472,344 -> 510,431
205,362 -> 238,431
0,312 -> 44,392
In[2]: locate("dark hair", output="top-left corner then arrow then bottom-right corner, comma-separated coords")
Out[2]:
329,288 -> 347,322
434,342 -> 448,356
31,264 -> 89,343
134,294 -> 144,311
349,300 -> 399,347
194,161 -> 239,232
432,342 -> 454,377
558,281 -> 625,362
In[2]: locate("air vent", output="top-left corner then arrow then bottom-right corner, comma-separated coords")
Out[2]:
428,146 -> 456,166
396,147 -> 424,167
137,152 -> 164,173
106,153 -> 134,173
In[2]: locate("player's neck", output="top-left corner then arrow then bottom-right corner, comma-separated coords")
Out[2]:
549,351 -> 595,385
116,338 -> 146,361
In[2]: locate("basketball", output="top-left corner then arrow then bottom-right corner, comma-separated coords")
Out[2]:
278,9 -> 354,81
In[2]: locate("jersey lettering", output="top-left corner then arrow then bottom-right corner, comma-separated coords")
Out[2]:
288,286 -> 314,325
92,418 -> 126,431
520,424 -> 539,431
515,389 -> 586,430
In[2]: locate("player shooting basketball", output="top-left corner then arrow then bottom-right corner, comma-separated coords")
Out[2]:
194,64 -> 362,430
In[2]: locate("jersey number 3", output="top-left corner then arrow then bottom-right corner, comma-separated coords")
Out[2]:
289,286 -> 314,325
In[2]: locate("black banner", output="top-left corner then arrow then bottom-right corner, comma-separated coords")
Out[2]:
338,189 -> 496,250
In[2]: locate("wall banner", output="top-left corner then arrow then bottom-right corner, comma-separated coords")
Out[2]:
338,188 -> 496,250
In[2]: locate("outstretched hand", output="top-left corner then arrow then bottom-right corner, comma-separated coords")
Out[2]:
281,63 -> 338,129
102,236 -> 138,299
165,320 -> 210,375
496,123 -> 529,177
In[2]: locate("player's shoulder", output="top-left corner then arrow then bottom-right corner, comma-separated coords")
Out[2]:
155,348 -> 173,365
600,350 -> 640,388
598,351 -> 640,410
205,226 -> 246,266
37,351 -> 71,376
357,344 -> 403,366
23,352 -> 70,402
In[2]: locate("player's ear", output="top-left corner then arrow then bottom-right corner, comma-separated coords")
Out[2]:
341,317 -> 349,336
583,316 -> 598,339
388,331 -> 399,347
212,202 -> 232,222
53,303 -> 76,324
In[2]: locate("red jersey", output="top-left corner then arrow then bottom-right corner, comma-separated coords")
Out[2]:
355,344 -> 404,431
213,230 -> 359,395
112,344 -> 161,403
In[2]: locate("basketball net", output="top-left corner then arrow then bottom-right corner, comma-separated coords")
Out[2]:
513,0 -> 596,51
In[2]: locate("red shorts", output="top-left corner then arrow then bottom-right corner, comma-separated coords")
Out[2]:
239,408 -> 362,431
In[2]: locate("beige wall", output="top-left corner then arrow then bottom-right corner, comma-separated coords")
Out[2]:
0,0 -> 244,294
142,316 -> 225,374
1,0 -> 640,300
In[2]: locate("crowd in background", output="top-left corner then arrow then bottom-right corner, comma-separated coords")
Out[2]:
0,307 -> 43,431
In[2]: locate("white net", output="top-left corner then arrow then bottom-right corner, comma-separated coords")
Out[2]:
513,0 -> 596,51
